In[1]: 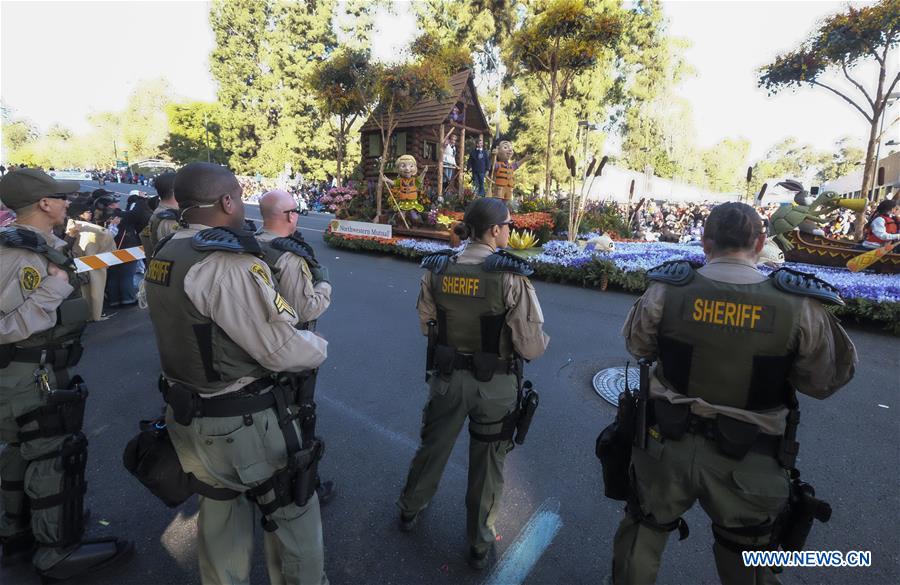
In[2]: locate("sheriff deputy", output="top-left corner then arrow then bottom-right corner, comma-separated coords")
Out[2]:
397,197 -> 549,570
611,201 -> 857,585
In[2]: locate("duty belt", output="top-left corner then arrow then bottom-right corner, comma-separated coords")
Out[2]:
650,399 -> 781,459
452,353 -> 515,375
0,342 -> 83,368
162,377 -> 279,421
683,415 -> 780,457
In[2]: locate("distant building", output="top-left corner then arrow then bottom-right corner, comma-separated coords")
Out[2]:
822,151 -> 899,201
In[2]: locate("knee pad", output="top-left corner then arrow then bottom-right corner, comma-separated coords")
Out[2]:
30,433 -> 89,548
15,377 -> 89,443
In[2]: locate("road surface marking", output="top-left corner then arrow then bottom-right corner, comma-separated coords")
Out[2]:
484,497 -> 562,585
318,394 -> 466,474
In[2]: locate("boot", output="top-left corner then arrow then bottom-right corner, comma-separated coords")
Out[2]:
37,538 -> 134,584
468,545 -> 494,570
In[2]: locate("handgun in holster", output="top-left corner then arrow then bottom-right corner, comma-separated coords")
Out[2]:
514,380 -> 539,445
595,359 -> 651,501
776,472 -> 832,551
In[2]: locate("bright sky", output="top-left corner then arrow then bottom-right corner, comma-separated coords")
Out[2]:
1,0 -> 894,162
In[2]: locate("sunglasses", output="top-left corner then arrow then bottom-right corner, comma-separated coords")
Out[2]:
497,220 -> 513,227
45,194 -> 69,201
283,206 -> 304,216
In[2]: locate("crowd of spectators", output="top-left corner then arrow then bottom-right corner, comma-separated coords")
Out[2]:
627,199 -> 862,243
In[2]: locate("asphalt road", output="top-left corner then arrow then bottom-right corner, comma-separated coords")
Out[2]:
2,182 -> 898,585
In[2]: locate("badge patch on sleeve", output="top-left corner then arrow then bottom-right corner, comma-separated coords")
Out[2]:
145,259 -> 173,286
250,263 -> 272,286
273,292 -> 296,318
21,266 -> 41,291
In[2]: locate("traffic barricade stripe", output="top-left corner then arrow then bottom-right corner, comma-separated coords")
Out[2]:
73,246 -> 145,273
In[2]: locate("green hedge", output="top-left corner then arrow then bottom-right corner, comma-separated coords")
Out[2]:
324,232 -> 900,335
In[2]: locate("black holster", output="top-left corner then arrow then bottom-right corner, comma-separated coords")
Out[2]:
514,381 -> 539,445
596,389 -> 636,501
425,320 -> 437,381
433,344 -> 456,379
166,384 -> 201,426
0,343 -> 13,368
776,476 -> 832,551
16,376 -> 89,443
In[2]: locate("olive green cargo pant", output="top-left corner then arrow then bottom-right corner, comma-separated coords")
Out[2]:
398,370 -> 517,554
0,361 -> 79,570
612,431 -> 789,585
166,404 -> 328,585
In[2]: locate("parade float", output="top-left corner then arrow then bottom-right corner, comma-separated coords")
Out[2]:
324,71 -> 899,333
765,180 -> 900,274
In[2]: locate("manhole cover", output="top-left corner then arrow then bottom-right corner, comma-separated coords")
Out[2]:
593,366 -> 631,406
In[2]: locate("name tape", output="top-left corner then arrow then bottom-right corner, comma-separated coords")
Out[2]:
73,246 -> 145,273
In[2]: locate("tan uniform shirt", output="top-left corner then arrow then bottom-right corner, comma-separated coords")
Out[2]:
622,256 -> 858,434
0,224 -> 74,344
152,203 -> 179,243
166,225 -> 327,393
257,230 -> 332,324
417,242 -> 550,361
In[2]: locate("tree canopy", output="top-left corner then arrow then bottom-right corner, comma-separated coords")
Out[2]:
507,0 -> 624,196
759,0 -> 899,236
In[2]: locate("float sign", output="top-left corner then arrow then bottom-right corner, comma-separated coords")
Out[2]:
329,220 -> 392,239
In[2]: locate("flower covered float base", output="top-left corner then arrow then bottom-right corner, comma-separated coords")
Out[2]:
324,230 -> 900,334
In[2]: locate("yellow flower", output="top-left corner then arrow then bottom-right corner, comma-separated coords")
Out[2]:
509,229 -> 538,249
436,214 -> 453,228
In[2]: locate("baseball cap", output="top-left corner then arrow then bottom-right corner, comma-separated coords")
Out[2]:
0,168 -> 80,210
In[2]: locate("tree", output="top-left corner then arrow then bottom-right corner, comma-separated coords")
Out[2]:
122,78 -> 174,160
311,48 -> 377,186
2,118 -> 38,153
508,0 -> 623,196
161,102 -> 231,165
209,0 -> 339,176
701,138 -> 751,193
750,137 -> 828,195
758,0 -> 899,237
817,136 -> 865,183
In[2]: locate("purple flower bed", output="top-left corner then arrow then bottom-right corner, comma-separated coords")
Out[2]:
533,240 -> 899,303
388,237 -> 899,303
395,239 -> 464,254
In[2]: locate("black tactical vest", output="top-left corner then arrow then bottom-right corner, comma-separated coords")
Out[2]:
145,231 -> 269,394
649,261 -> 842,412
424,249 -> 530,359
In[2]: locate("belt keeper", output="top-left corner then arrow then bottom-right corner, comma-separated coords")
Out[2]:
243,414 -> 253,427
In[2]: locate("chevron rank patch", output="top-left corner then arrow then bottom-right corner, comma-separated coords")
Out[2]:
274,292 -> 296,318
